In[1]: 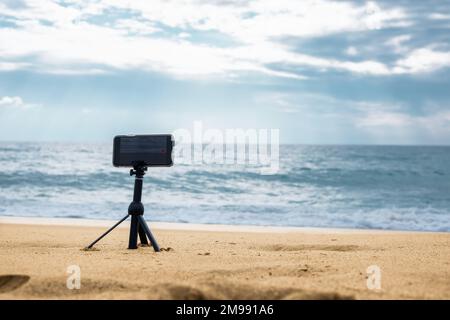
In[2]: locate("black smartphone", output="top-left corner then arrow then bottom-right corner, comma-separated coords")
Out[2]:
113,134 -> 174,167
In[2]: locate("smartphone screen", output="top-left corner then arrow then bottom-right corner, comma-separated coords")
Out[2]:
113,134 -> 174,167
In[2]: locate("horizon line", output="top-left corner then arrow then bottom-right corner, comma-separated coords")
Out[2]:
1,139 -> 450,148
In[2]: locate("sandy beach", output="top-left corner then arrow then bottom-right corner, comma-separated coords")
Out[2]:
0,217 -> 449,300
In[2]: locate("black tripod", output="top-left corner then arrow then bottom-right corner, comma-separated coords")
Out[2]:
85,165 -> 160,252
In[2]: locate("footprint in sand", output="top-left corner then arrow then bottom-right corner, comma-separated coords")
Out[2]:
0,275 -> 30,293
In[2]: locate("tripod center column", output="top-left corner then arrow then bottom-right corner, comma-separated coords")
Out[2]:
133,177 -> 143,202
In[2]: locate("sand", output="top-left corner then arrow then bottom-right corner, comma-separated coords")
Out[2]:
0,217 -> 449,300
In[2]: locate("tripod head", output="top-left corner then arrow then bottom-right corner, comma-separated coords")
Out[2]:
130,165 -> 147,178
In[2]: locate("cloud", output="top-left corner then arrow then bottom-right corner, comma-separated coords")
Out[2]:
256,91 -> 405,117
178,32 -> 191,39
385,34 -> 411,54
115,19 -> 160,35
349,99 -> 450,140
0,96 -> 38,109
428,13 -> 450,20
260,90 -> 450,135
111,0 -> 407,41
0,96 -> 24,107
45,68 -> 109,75
345,46 -> 359,56
394,48 -> 450,74
0,0 -> 448,79
357,111 -> 413,127
253,89 -> 450,143
0,61 -> 31,71
355,109 -> 450,142
254,92 -> 301,113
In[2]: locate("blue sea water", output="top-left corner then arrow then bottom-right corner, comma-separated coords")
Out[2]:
0,142 -> 449,232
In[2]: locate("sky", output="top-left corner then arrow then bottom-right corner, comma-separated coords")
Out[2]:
0,0 -> 449,144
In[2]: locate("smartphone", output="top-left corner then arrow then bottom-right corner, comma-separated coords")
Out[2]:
112,134 -> 174,167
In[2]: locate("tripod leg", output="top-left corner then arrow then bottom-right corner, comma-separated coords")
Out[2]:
85,214 -> 129,249
128,215 -> 139,249
137,215 -> 160,252
138,223 -> 149,246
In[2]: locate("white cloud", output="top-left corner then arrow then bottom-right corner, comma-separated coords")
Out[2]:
0,96 -> 24,107
108,0 -> 407,41
178,32 -> 191,39
362,1 -> 409,30
256,92 -> 407,117
345,46 -> 359,56
385,34 -> 411,53
254,92 -> 300,113
339,60 -> 390,75
428,13 -> 450,20
394,48 -> 450,74
45,68 -> 109,75
355,106 -> 450,139
0,61 -> 31,71
114,19 -> 160,35
255,90 -> 450,142
0,96 -> 38,109
0,0 -> 81,27
357,111 -> 413,127
0,0 -> 447,79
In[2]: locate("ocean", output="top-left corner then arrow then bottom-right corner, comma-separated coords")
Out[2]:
0,142 -> 449,232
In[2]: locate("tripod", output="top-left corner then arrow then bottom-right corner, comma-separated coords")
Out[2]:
85,165 -> 160,252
